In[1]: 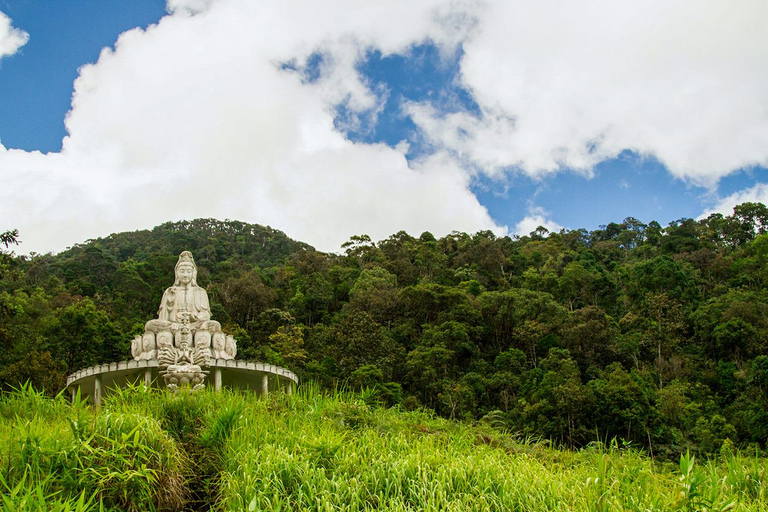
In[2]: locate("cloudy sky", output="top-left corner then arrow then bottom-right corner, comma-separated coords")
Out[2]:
1,0 -> 766,254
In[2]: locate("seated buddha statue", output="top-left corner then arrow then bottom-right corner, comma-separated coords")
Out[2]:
145,251 -> 221,334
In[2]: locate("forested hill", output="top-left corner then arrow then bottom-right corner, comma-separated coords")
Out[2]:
60,218 -> 313,269
3,204 -> 768,458
42,218 -> 312,303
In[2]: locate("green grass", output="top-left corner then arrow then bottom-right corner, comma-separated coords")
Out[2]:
0,382 -> 765,511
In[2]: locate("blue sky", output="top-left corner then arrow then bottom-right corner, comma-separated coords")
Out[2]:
0,0 -> 766,253
0,0 -> 167,153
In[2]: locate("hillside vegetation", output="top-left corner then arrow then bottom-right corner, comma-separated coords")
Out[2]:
0,384 -> 766,511
2,205 -> 768,457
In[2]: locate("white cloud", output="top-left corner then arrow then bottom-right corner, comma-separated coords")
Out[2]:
0,0 -> 502,254
513,206 -> 564,237
2,0 -> 766,254
700,183 -> 768,219
409,0 -> 768,186
0,11 -> 28,59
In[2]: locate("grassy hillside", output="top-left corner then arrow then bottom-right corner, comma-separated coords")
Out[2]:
0,384 -> 766,511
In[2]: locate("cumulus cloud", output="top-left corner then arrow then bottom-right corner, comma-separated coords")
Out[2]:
513,206 -> 564,237
408,0 -> 768,185
700,183 -> 768,219
0,10 -> 28,59
0,0 -> 501,254
2,0 -> 766,254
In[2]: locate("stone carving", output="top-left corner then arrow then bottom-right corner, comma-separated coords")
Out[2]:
131,333 -> 157,361
66,249 -> 299,406
194,330 -> 212,360
225,334 -> 237,359
212,332 -> 226,359
130,251 -> 239,390
142,332 -> 157,360
131,335 -> 142,360
158,312 -> 209,392
145,250 -> 221,334
157,330 -> 173,351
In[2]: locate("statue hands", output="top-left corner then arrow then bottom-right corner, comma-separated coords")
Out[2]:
157,345 -> 177,367
191,345 -> 210,367
158,342 -> 209,368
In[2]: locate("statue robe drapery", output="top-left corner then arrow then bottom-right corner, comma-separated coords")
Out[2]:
158,285 -> 212,323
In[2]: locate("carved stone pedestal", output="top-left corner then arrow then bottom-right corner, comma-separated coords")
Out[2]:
162,369 -> 209,392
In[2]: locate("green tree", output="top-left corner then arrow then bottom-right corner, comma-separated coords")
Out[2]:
0,350 -> 66,396
215,270 -> 278,326
562,306 -> 620,375
643,292 -> 686,387
347,266 -> 399,324
723,202 -> 768,246
1,229 -> 19,249
588,364 -> 653,445
489,348 -> 527,412
269,325 -> 307,368
476,289 -> 566,364
522,348 -> 594,446
46,298 -> 124,371
329,310 -> 403,380
692,290 -> 768,362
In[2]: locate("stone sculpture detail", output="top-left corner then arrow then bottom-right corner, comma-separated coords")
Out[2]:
131,251 -> 238,390
145,250 -> 221,334
158,311 -> 209,392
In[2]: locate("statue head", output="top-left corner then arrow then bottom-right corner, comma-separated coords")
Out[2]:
174,251 -> 198,286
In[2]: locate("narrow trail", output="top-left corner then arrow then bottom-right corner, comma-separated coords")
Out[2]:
180,441 -> 221,511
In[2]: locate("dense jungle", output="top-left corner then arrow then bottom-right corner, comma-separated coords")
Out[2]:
2,202 -> 768,458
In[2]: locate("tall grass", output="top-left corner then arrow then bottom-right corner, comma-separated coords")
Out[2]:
219,384 -> 768,511
0,382 -> 766,511
0,383 -> 185,511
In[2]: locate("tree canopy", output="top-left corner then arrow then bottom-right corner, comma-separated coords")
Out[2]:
3,206 -> 768,457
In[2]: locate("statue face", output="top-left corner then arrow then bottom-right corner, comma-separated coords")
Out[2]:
177,263 -> 194,285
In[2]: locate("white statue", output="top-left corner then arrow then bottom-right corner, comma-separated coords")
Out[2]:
158,313 -> 209,392
131,335 -> 142,360
141,333 -> 157,360
225,335 -> 237,360
131,251 -> 238,366
145,251 -> 221,333
213,332 -> 226,359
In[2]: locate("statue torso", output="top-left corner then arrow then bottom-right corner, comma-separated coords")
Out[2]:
159,285 -> 211,323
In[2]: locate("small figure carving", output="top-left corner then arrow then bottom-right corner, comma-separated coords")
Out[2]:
157,330 -> 173,351
141,332 -> 157,360
212,332 -> 226,359
195,330 -> 212,360
158,312 -> 209,392
131,335 -> 142,360
225,334 -> 237,360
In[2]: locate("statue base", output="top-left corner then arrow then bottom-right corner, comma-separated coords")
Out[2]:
161,369 -> 209,392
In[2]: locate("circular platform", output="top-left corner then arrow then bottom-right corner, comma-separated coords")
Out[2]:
66,359 -> 298,406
